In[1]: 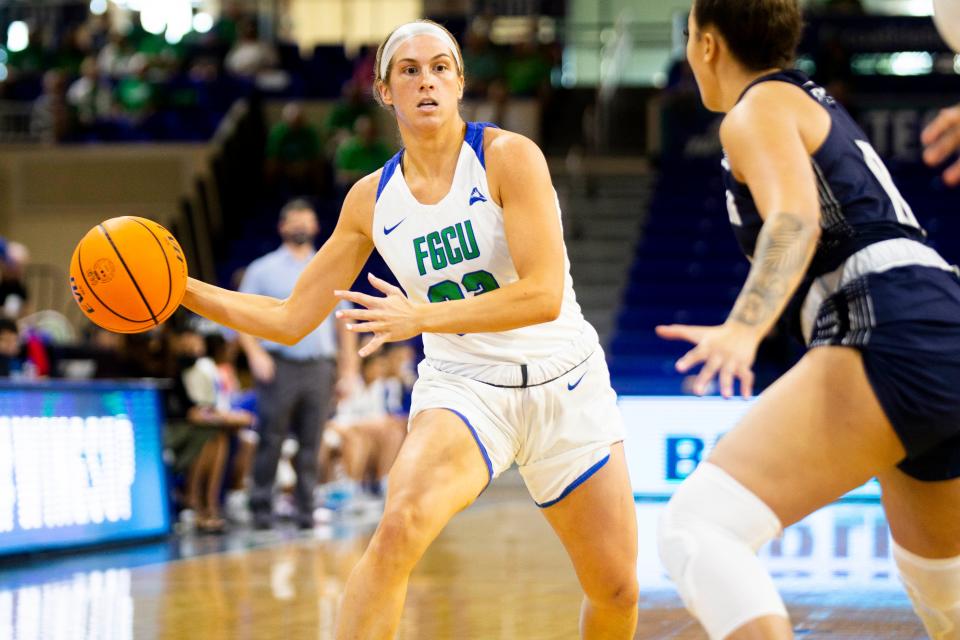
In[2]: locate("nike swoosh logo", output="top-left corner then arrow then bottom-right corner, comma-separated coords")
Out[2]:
567,371 -> 587,391
383,218 -> 406,235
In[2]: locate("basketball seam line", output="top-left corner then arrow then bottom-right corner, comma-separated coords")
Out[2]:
128,217 -> 173,317
99,223 -> 159,326
76,242 -> 153,325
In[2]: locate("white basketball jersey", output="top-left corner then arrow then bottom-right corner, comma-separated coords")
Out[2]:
372,122 -> 594,365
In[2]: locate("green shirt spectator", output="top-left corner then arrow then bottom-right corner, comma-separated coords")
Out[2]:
267,118 -> 321,163
334,115 -> 393,187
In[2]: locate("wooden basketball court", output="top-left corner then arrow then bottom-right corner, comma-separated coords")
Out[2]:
1,477 -> 925,639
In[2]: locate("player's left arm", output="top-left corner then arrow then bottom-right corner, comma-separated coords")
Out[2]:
335,131 -> 565,356
722,94 -> 823,337
657,87 -> 822,397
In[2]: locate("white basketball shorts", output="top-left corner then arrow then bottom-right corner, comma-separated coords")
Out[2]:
408,339 -> 625,507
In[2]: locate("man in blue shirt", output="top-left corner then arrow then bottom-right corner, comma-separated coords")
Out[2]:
238,199 -> 357,529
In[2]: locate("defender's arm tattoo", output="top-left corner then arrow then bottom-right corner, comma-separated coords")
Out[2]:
729,212 -> 819,329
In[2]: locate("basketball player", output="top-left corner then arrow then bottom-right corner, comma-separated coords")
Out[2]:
181,20 -> 639,639
654,2 -> 960,638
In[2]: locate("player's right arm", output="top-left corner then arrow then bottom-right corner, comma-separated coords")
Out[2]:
182,174 -> 377,346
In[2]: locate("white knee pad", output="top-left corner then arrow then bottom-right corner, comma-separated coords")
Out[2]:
894,541 -> 960,639
657,462 -> 787,639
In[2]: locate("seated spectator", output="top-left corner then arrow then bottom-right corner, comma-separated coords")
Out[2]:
31,69 -> 74,143
462,27 -> 503,99
114,54 -> 156,124
334,115 -> 393,189
0,240 -> 31,319
0,319 -> 24,377
323,81 -> 374,153
225,19 -> 277,80
318,347 -> 397,512
0,317 -> 47,379
67,56 -> 114,131
164,324 -> 254,533
504,40 -> 552,98
97,32 -> 137,80
265,102 -> 323,194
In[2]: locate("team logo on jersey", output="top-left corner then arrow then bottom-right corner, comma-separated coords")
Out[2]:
383,218 -> 406,236
413,220 -> 481,276
469,187 -> 487,206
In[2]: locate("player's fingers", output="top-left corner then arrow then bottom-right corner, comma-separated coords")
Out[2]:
345,321 -> 384,334
693,356 -> 723,396
359,334 -> 387,358
367,272 -> 403,296
657,324 -> 707,344
921,106 -> 960,147
944,158 -> 960,187
336,307 -> 375,321
739,366 -> 755,400
923,124 -> 960,166
675,345 -> 706,373
719,364 -> 736,399
334,289 -> 381,309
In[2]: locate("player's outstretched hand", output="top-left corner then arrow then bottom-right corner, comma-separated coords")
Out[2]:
922,105 -> 960,186
655,322 -> 761,399
335,273 -> 422,357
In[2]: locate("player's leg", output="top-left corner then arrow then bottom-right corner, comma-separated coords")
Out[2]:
334,408 -> 491,640
658,346 -> 907,639
540,443 -> 639,639
879,467 -> 960,639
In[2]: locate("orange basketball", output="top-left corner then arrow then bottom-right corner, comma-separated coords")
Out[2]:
69,216 -> 188,333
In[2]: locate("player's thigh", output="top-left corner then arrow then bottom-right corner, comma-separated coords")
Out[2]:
709,346 -> 907,528
540,443 -> 638,597
381,408 -> 490,532
879,467 -> 960,558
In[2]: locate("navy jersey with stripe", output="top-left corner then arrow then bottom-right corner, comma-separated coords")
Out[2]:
722,70 -> 927,279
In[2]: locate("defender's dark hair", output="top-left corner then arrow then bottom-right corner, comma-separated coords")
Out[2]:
693,0 -> 803,71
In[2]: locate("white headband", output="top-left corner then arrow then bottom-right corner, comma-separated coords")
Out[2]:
379,22 -> 462,81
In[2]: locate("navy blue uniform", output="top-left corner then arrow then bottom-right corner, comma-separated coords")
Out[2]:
722,70 -> 960,481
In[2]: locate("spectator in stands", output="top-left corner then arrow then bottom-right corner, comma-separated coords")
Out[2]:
333,115 -> 393,189
462,26 -> 503,98
31,69 -> 74,143
0,317 -> 47,379
164,323 -> 255,533
0,318 -> 24,377
318,347 -> 395,512
350,46 -> 377,99
225,19 -> 278,80
0,240 -> 30,319
237,199 -> 358,529
504,40 -> 552,98
323,81 -> 375,153
7,23 -> 46,78
265,102 -> 323,194
67,56 -> 113,131
97,31 -> 137,80
115,54 -> 156,124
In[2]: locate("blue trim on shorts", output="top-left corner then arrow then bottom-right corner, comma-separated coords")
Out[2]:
443,408 -> 494,484
536,454 -> 610,509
